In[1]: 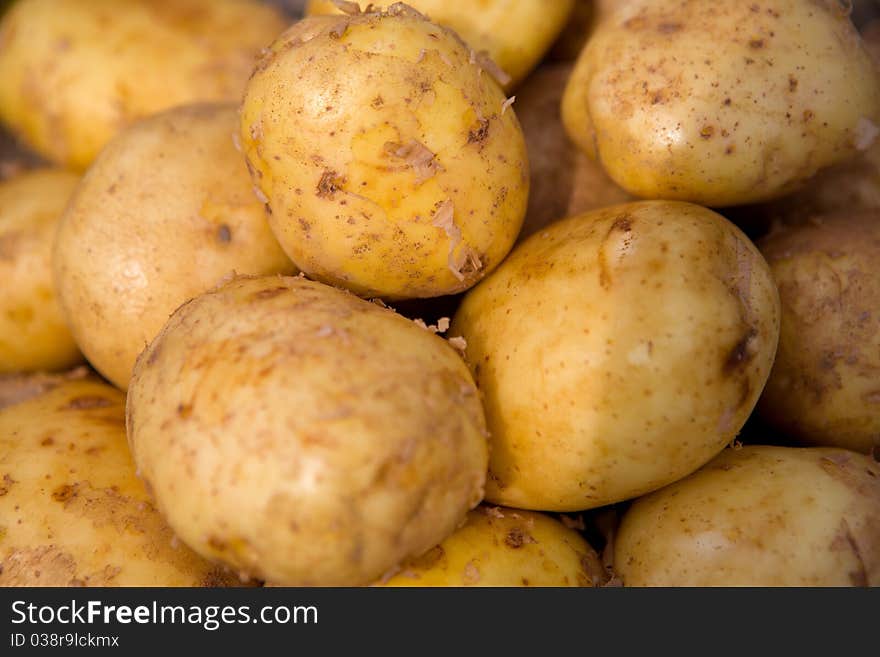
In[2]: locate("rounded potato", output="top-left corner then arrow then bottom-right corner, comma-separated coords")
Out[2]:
240,8 -> 529,299
615,445 -> 880,586
451,201 -> 780,511
127,275 -> 488,586
306,0 -> 575,87
0,376 -> 238,586
0,0 -> 285,170
516,63 -> 631,241
377,506 -> 603,587
758,211 -> 880,454
53,103 -> 294,390
0,169 -> 81,373
562,0 -> 880,206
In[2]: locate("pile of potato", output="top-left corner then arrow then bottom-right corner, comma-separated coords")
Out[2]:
1,0 -> 878,587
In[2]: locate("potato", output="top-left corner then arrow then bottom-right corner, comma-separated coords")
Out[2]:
562,0 -> 880,207
376,506 -> 603,587
0,0 -> 285,170
306,0 -> 574,87
0,375 -> 239,586
757,211 -> 880,454
240,7 -> 528,299
615,445 -> 880,586
516,63 -> 631,241
0,169 -> 81,374
53,103 -> 294,390
450,201 -> 780,511
127,275 -> 488,586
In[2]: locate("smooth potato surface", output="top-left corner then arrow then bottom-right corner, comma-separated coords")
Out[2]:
0,169 -> 81,373
0,0 -> 285,170
127,275 -> 488,586
562,0 -> 880,206
53,104 -> 294,390
758,211 -> 880,454
0,377 -> 238,586
451,201 -> 780,511
615,445 -> 880,586
240,9 -> 529,299
377,506 -> 603,587
306,0 -> 575,87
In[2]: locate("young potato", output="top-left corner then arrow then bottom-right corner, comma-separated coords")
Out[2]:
53,103 -> 295,390
0,169 -> 82,374
127,275 -> 488,586
0,0 -> 285,170
240,7 -> 529,300
516,63 -> 631,241
757,211 -> 880,454
562,0 -> 880,207
451,201 -> 781,512
376,506 -> 603,587
306,0 -> 575,87
0,376 -> 239,586
615,446 -> 880,586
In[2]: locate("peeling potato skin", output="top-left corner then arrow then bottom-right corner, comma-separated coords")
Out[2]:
615,445 -> 880,586
515,63 -> 631,241
451,201 -> 781,511
240,10 -> 529,300
0,0 -> 286,171
374,506 -> 602,587
0,169 -> 82,374
127,275 -> 488,586
306,0 -> 575,88
0,378 -> 239,586
757,211 -> 880,454
53,104 -> 295,391
562,0 -> 880,207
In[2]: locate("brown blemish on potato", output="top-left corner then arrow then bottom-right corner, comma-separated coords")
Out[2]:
467,119 -> 490,145
598,215 -> 634,289
504,526 -> 537,549
723,329 -> 758,376
177,404 -> 193,419
65,396 -> 113,410
316,170 -> 345,198
657,22 -> 682,34
251,286 -> 287,301
0,474 -> 15,496
700,125 -> 715,139
216,224 -> 232,243
409,545 -> 445,570
40,436 -> 55,447
462,560 -> 480,584
51,483 -> 78,503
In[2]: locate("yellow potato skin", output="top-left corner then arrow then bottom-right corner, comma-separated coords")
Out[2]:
0,0 -> 285,170
758,212 -> 880,454
0,377 -> 238,586
377,507 -> 602,587
306,0 -> 575,87
451,201 -> 780,512
127,275 -> 489,586
615,446 -> 880,586
562,0 -> 880,207
0,169 -> 81,374
53,104 -> 294,390
240,10 -> 529,300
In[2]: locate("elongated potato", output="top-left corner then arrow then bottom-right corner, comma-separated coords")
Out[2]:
758,211 -> 880,454
53,104 -> 294,390
516,63 -> 631,240
0,169 -> 81,373
306,0 -> 574,87
451,201 -> 780,511
377,506 -> 603,587
240,8 -> 528,299
0,0 -> 285,170
562,0 -> 880,206
127,275 -> 488,586
615,446 -> 880,586
0,376 -> 238,586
